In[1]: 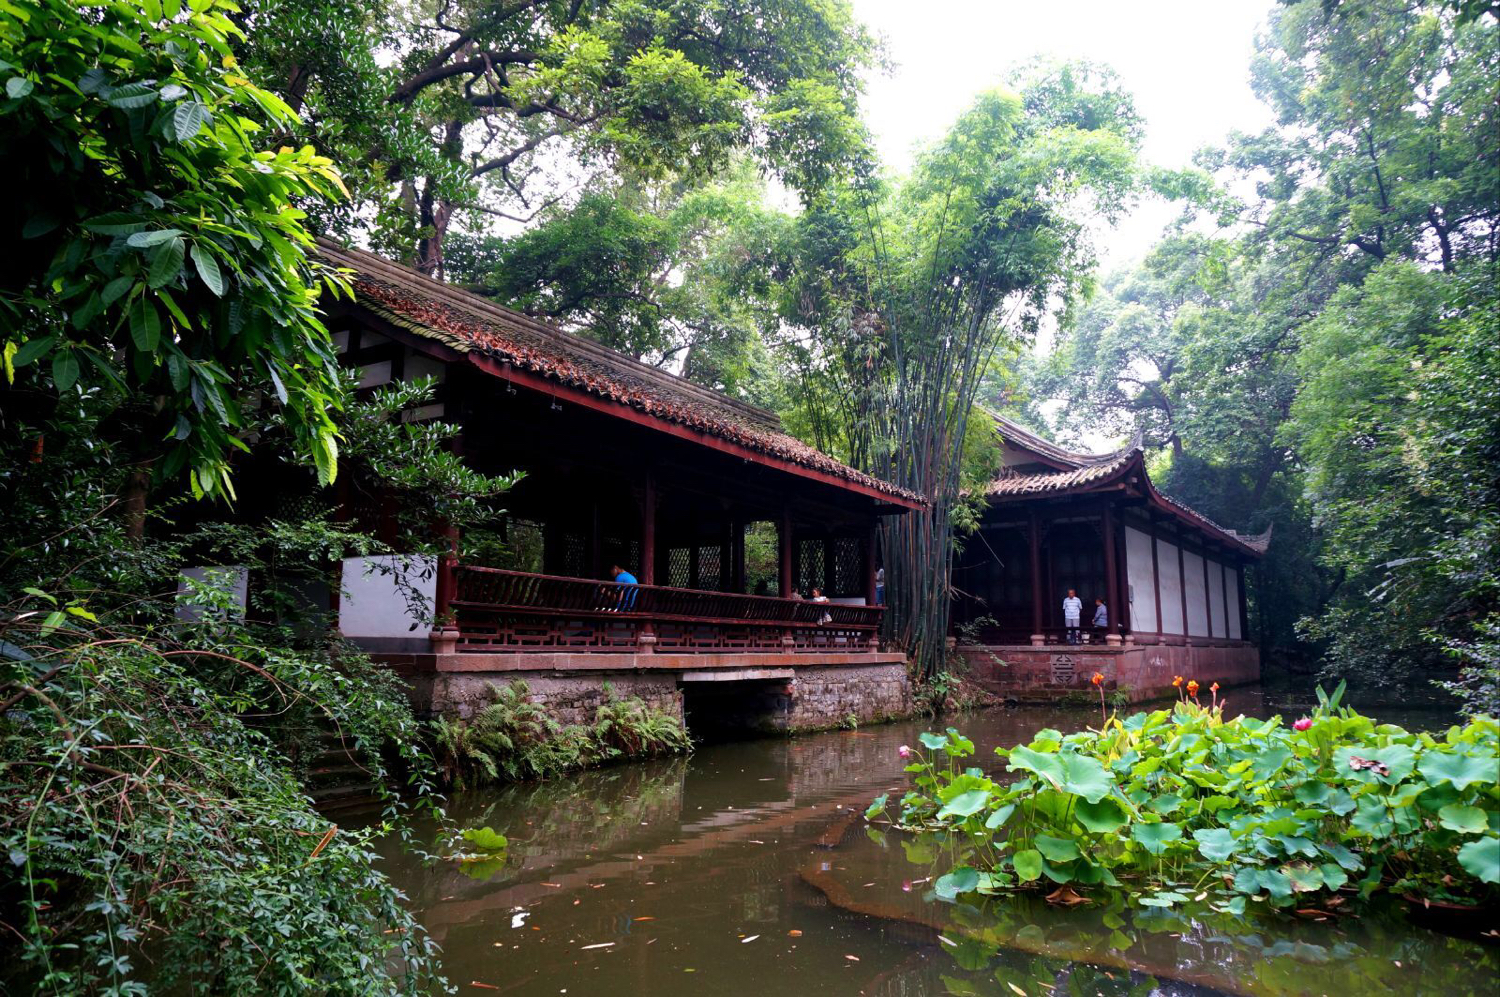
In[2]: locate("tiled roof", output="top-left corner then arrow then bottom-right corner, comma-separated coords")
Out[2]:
986,447 -> 1137,496
990,412 -> 1113,469
983,416 -> 1268,557
317,240 -> 924,506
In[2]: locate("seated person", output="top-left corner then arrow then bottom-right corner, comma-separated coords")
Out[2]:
610,564 -> 638,611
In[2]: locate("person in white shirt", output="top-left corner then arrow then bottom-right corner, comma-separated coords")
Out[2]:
1062,589 -> 1083,645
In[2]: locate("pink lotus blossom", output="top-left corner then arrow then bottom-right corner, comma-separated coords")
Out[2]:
898,745 -> 912,759
1293,717 -> 1313,732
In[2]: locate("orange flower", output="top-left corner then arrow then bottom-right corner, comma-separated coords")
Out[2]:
1210,682 -> 1220,692
1091,672 -> 1104,686
1172,675 -> 1183,687
1187,680 -> 1200,696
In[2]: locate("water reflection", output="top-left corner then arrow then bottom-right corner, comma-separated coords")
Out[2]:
364,693 -> 1485,995
809,821 -> 1498,996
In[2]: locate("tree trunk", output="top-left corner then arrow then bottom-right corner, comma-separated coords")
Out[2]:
122,463 -> 152,540
414,120 -> 465,278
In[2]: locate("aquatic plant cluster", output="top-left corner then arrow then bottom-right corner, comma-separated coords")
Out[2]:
432,680 -> 691,787
868,685 -> 1500,912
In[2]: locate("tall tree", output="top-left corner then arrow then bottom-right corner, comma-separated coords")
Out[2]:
236,0 -> 878,273
773,63 -> 1164,678
445,161 -> 793,403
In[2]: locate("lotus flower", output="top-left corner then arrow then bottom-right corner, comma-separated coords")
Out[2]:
1293,717 -> 1313,732
898,744 -> 912,759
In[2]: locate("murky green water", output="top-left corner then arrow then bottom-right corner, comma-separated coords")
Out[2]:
368,689 -> 1497,995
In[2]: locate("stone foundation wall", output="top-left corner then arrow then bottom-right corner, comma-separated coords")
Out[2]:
371,650 -> 913,736
782,663 -> 913,732
955,641 -> 1260,706
430,669 -> 685,726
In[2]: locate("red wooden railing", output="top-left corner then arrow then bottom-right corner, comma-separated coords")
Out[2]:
449,566 -> 883,653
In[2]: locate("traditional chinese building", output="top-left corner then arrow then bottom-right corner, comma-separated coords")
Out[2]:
951,415 -> 1268,703
313,240 -> 922,731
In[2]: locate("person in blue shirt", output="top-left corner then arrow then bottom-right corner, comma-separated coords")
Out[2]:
1092,598 -> 1108,643
611,564 -> 638,611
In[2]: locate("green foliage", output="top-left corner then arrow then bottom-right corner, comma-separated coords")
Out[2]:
1,0 -> 350,499
447,165 -> 793,399
768,62 -> 1165,679
1027,0 -> 1499,683
0,601 -> 442,994
0,368 -> 521,991
874,690 -> 1500,910
431,680 -> 691,788
234,0 -> 878,269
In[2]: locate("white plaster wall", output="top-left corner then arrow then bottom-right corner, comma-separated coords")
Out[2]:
1183,550 -> 1209,637
1226,567 -> 1243,640
176,565 -> 248,622
339,555 -> 435,639
1124,527 -> 1158,633
1209,560 -> 1228,638
1155,539 -> 1184,635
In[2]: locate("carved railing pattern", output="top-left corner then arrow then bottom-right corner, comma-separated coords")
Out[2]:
451,566 -> 882,653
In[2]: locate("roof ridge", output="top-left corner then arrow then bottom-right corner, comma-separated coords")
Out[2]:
987,409 -> 1133,467
317,238 -> 783,433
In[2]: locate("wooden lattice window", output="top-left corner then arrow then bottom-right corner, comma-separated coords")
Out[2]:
695,545 -> 722,591
668,547 -> 692,588
831,537 -> 863,596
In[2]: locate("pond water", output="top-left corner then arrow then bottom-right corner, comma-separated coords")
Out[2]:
367,688 -> 1497,995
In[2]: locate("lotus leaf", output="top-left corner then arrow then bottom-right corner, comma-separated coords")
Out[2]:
1131,821 -> 1182,855
1457,837 -> 1499,884
1438,803 -> 1488,834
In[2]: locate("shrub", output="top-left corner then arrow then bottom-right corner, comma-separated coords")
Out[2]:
870,684 -> 1499,912
431,680 -> 690,787
0,609 -> 443,994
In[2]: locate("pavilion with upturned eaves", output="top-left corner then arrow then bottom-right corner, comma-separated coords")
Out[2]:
310,240 -> 921,732
950,415 -> 1268,703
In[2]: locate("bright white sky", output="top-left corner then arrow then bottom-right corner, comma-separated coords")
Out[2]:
851,0 -> 1277,271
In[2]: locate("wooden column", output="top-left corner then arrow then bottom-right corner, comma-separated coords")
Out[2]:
429,520 -> 460,652
1177,538 -> 1190,642
721,516 -> 736,592
1149,517 -> 1164,633
1101,505 -> 1121,639
1221,557 -> 1232,641
589,500 -> 602,579
1202,548 -> 1214,640
1237,564 -> 1250,643
433,523 -> 458,624
639,472 -> 656,586
638,473 -> 657,652
1028,508 -> 1043,639
778,509 -> 794,598
865,522 -> 879,606
730,518 -> 745,593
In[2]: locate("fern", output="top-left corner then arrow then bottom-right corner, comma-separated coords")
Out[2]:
429,680 -> 691,787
